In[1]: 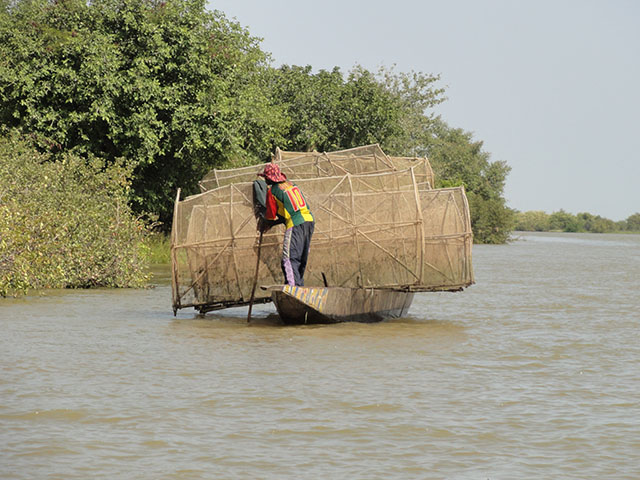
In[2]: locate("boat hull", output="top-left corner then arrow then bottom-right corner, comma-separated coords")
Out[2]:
269,285 -> 414,325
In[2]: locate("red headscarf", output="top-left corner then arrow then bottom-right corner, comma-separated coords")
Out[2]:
259,163 -> 287,183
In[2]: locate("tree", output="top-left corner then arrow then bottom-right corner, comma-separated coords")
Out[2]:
265,64 -> 447,155
549,210 -> 580,232
267,65 -> 513,243
265,65 -> 344,152
575,212 -> 616,233
267,64 -> 416,153
423,119 -> 513,243
335,66 -> 407,150
377,66 -> 446,156
626,213 -> 640,231
0,0 -> 286,225
514,210 -> 550,231
1,0 -> 515,242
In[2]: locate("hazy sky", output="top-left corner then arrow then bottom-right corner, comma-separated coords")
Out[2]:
210,0 -> 639,220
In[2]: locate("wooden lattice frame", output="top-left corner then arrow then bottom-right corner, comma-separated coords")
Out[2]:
172,168 -> 473,313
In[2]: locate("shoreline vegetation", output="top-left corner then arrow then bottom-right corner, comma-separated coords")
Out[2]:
0,134 -> 149,297
514,210 -> 640,234
145,234 -> 172,265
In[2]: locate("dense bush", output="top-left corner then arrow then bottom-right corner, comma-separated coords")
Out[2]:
0,134 -> 149,296
514,210 -> 550,232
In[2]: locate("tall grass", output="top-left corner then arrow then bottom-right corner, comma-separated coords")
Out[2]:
144,233 -> 171,264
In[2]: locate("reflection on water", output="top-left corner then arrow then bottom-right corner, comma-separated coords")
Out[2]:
1,233 -> 639,479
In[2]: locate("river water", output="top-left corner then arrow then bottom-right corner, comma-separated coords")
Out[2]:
1,232 -> 639,479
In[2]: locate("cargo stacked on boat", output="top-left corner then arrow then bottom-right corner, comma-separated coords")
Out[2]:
171,145 -> 474,323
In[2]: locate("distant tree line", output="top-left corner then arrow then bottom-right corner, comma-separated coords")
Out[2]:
514,210 -> 640,233
0,0 -> 512,244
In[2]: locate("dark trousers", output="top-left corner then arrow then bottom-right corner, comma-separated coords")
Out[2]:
281,221 -> 314,286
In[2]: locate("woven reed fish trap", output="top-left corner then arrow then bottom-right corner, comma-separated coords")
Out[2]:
198,144 -> 435,192
172,151 -> 473,313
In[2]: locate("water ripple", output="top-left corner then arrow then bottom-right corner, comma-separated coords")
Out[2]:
1,233 -> 639,479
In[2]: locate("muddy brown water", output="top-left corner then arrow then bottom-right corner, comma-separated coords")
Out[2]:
1,232 -> 639,479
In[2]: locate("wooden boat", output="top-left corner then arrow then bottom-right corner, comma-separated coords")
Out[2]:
171,145 -> 474,323
264,285 -> 414,324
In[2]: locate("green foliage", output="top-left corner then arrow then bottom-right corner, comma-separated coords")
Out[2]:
548,209 -> 580,232
1,0 -> 515,244
514,210 -> 550,231
266,65 -> 512,243
423,119 -> 514,243
625,213 -> 640,232
514,209 -> 629,233
575,212 -> 617,233
336,66 -> 406,150
466,192 -> 514,244
0,0 -> 287,225
267,65 -> 399,152
265,65 -> 446,155
377,66 -> 446,155
0,133 -> 148,296
266,65 -> 344,151
144,232 -> 171,264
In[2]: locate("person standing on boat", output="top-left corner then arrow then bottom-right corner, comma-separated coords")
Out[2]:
258,164 -> 314,286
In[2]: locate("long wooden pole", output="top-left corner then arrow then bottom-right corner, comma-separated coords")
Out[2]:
171,188 -> 181,315
246,230 -> 264,323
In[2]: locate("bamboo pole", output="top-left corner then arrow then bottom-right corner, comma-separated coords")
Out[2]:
171,188 -> 181,315
247,230 -> 264,323
347,174 -> 364,287
357,230 -> 420,281
460,185 -> 474,283
411,167 -> 425,284
228,186 -> 244,300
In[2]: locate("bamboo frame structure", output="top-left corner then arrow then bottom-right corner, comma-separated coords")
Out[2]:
172,164 -> 473,313
198,144 -> 435,193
